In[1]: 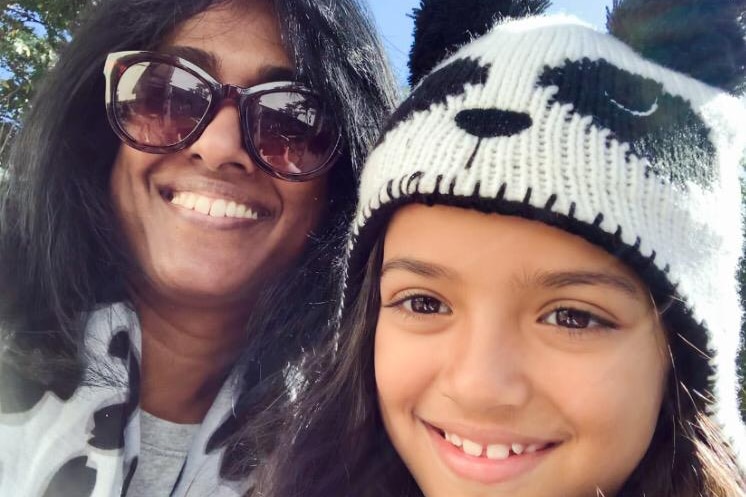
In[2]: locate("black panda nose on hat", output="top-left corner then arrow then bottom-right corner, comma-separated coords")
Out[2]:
455,108 -> 533,138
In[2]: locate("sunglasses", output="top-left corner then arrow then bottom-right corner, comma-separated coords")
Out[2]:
103,51 -> 342,181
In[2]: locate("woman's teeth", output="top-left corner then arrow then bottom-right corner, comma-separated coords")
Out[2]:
444,432 -> 545,460
170,192 -> 259,220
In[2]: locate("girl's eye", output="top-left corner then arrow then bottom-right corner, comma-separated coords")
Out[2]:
398,295 -> 451,315
541,307 -> 615,330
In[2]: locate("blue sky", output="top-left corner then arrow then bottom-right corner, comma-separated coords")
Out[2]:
0,2 -> 613,86
369,0 -> 615,87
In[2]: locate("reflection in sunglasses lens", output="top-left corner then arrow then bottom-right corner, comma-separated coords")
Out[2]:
114,59 -> 337,176
251,92 -> 336,174
115,62 -> 211,146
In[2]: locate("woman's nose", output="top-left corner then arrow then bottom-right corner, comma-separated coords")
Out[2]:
187,102 -> 258,174
441,318 -> 532,412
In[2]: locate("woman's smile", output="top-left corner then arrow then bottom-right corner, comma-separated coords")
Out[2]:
158,178 -> 275,227
167,192 -> 267,221
164,191 -> 269,228
109,0 -> 329,307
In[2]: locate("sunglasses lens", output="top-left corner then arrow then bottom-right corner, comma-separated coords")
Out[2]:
248,92 -> 338,176
114,61 -> 211,147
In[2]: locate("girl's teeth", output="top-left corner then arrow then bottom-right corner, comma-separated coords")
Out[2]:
486,444 -> 510,460
450,434 -> 463,448
443,431 -> 547,459
461,439 -> 483,457
170,192 -> 259,220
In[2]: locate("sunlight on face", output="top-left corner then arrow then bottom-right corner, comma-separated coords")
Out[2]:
375,204 -> 669,497
110,1 -> 328,311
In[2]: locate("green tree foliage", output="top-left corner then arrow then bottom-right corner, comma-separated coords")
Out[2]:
0,0 -> 87,165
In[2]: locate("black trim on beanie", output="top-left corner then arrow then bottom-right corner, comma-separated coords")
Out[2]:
346,181 -> 715,409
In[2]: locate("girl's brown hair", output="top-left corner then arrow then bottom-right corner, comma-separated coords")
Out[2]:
252,230 -> 745,497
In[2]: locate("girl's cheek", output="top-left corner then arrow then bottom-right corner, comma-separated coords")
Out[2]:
374,317 -> 443,413
549,340 -> 665,474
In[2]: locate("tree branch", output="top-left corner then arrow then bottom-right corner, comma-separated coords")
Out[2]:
5,5 -> 54,37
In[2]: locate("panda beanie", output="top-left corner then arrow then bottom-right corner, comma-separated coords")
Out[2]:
344,0 -> 746,467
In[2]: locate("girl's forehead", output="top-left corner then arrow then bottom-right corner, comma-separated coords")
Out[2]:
382,203 -> 648,297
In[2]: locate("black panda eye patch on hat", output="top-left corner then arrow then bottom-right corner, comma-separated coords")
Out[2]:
379,57 -> 491,140
538,58 -> 717,189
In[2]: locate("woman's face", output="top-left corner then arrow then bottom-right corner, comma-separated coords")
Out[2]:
375,204 -> 669,497
110,0 -> 329,309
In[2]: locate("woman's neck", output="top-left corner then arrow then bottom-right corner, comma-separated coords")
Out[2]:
134,295 -> 251,424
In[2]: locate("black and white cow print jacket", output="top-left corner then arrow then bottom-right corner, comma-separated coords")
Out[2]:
0,303 -> 250,497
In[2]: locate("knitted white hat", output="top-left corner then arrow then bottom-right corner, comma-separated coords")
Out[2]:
344,0 -> 746,468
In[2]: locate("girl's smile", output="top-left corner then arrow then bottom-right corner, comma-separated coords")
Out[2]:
375,204 -> 670,497
422,419 -> 562,485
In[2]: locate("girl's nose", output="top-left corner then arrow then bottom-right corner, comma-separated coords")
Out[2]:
441,318 -> 532,413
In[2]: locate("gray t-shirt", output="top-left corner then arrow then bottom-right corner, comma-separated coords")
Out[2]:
126,411 -> 201,497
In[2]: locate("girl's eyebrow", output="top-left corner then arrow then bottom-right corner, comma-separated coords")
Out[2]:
380,258 -> 457,280
535,270 -> 641,300
380,260 -> 641,298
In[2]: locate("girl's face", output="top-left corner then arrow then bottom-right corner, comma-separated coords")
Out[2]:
375,204 -> 669,497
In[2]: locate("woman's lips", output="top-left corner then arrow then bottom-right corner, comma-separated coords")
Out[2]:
423,421 -> 559,485
159,188 -> 272,221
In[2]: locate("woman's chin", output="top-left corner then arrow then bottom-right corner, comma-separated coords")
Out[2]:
135,267 -> 263,311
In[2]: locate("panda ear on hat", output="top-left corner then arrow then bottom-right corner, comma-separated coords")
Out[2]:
607,0 -> 746,93
408,0 -> 552,87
